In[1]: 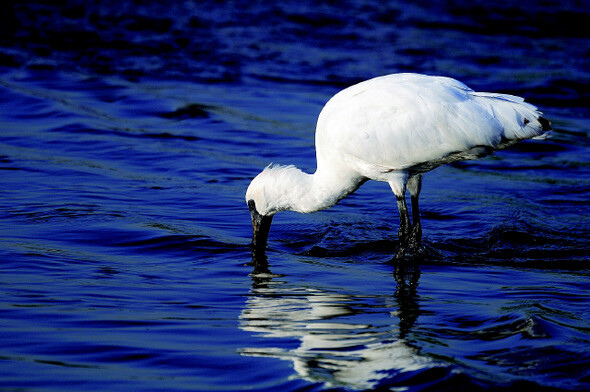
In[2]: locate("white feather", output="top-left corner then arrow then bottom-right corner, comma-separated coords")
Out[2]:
246,73 -> 550,216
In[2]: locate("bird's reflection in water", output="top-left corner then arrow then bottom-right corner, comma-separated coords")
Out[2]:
240,251 -> 436,390
394,259 -> 421,341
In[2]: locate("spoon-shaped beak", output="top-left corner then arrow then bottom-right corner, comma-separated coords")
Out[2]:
248,200 -> 273,250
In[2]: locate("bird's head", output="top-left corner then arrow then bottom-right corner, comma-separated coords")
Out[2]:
246,164 -> 309,250
245,166 -> 281,250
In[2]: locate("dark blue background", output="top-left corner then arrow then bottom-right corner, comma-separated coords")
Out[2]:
1,1 -> 589,391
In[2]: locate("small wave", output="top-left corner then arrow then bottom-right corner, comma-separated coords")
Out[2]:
158,103 -> 213,120
116,234 -> 243,255
49,122 -> 202,142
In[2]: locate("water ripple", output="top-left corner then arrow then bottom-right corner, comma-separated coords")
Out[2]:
0,1 -> 589,391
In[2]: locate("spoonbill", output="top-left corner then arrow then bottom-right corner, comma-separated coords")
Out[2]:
246,73 -> 551,258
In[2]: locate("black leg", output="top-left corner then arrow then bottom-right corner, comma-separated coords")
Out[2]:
407,175 -> 423,253
408,194 -> 422,252
396,195 -> 412,259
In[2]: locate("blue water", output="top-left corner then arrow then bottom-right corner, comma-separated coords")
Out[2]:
1,1 -> 589,391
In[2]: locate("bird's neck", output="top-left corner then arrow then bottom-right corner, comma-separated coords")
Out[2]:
276,166 -> 364,214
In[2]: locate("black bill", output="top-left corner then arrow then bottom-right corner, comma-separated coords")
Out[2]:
248,199 -> 273,250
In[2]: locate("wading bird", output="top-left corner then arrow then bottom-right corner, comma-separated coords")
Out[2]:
246,73 -> 551,259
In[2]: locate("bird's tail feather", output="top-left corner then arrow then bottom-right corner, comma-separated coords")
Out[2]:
472,91 -> 552,141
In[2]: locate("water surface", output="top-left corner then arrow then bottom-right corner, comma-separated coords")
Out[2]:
1,1 -> 589,391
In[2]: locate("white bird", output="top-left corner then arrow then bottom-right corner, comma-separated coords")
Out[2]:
246,73 -> 551,258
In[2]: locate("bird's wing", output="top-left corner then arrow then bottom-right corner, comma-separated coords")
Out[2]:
316,74 -> 540,173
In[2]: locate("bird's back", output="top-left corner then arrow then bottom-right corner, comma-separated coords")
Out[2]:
315,74 -> 550,177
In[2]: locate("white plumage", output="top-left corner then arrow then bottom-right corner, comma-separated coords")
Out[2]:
246,73 -> 551,257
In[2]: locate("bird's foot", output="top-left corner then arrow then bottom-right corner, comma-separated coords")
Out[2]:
395,245 -> 408,261
395,221 -> 424,262
407,224 -> 422,254
393,241 -> 443,265
394,246 -> 424,263
394,239 -> 425,264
